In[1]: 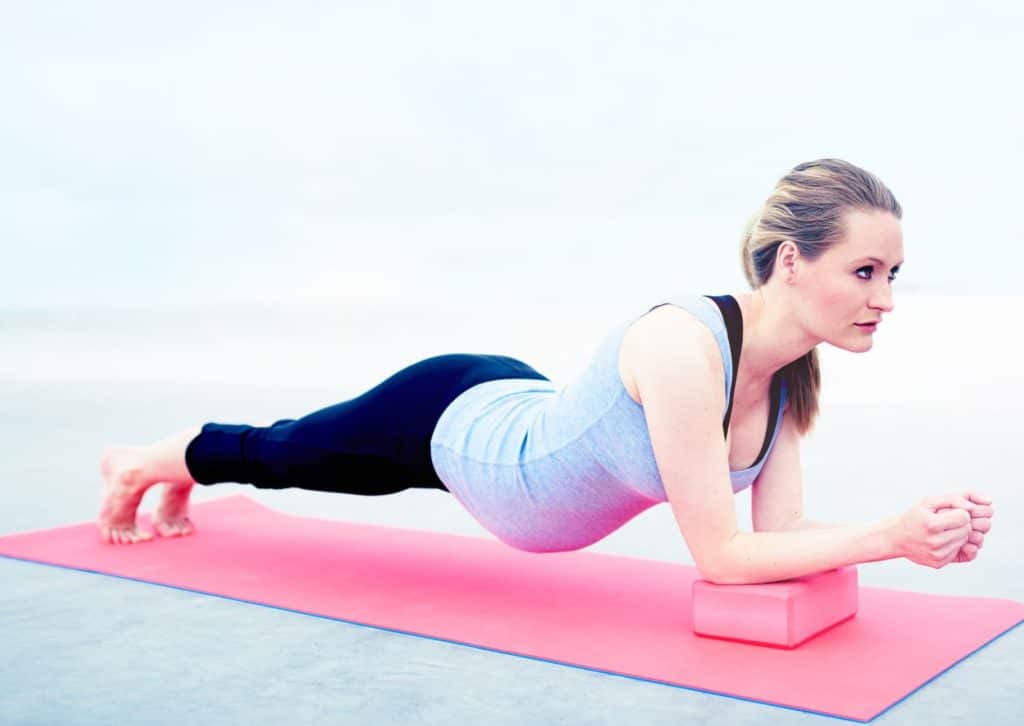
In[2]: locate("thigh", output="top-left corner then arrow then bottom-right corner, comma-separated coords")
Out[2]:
264,353 -> 550,493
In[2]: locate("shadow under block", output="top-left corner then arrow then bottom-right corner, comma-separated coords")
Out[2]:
692,566 -> 859,648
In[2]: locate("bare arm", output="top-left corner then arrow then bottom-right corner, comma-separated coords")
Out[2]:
729,394 -> 888,579
630,308 -> 970,585
629,311 -> 883,584
717,520 -> 897,584
748,406 -> 842,534
721,505 -> 976,584
724,407 -> 898,583
780,518 -> 842,531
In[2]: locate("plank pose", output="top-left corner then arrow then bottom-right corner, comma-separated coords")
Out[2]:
97,158 -> 994,584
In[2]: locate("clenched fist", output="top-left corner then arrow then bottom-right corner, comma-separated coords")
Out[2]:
891,494 -> 974,569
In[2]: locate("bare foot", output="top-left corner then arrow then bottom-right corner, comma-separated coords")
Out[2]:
153,481 -> 196,538
98,446 -> 157,544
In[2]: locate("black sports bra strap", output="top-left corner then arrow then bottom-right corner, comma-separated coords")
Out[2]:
704,295 -> 742,439
753,373 -> 784,463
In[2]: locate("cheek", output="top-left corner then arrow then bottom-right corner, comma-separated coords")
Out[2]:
810,278 -> 858,327
821,274 -> 858,305
820,288 -> 849,313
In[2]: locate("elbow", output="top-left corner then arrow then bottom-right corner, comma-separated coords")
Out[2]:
698,562 -> 756,586
695,554 -> 731,585
698,563 -> 744,586
697,568 -> 726,585
696,539 -> 750,585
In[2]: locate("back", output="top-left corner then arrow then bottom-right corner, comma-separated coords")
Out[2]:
428,293 -> 788,553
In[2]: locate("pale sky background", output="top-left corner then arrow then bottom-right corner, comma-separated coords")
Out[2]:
2,2 -> 1022,600
1,1 -> 1021,308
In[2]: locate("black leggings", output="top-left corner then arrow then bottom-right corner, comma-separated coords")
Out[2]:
184,353 -> 551,495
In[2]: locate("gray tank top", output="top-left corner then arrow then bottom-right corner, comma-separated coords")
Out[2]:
429,292 -> 788,552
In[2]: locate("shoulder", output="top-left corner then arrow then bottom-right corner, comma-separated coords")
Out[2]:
623,304 -> 725,406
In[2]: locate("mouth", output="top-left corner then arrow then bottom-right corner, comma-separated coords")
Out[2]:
855,322 -> 879,330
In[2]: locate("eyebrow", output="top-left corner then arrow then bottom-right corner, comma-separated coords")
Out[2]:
860,256 -> 904,269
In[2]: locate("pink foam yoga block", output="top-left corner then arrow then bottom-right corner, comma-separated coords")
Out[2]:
692,566 -> 859,648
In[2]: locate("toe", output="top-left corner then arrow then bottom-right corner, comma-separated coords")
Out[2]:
161,519 -> 192,537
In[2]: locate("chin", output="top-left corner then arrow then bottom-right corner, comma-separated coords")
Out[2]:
828,336 -> 875,353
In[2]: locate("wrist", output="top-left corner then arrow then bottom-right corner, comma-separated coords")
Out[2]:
876,515 -> 904,560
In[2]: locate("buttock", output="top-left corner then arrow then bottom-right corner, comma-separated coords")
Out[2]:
354,353 -> 551,488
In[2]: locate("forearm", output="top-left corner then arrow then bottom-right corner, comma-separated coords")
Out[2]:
780,517 -> 842,531
712,517 -> 900,585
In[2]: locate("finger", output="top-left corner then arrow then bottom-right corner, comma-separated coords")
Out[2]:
932,499 -> 973,516
960,543 -> 979,559
932,493 -> 974,511
967,504 -> 994,519
932,508 -> 972,531
936,543 -> 963,566
932,505 -> 961,517
934,527 -> 970,552
963,491 -> 992,506
941,546 -> 967,566
967,530 -> 984,546
971,517 -> 992,533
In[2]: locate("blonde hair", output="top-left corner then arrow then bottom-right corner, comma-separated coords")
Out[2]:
740,158 -> 902,435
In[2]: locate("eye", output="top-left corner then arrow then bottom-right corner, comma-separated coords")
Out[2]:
856,266 -> 899,282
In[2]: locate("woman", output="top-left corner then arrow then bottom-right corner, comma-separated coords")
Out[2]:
97,158 -> 994,585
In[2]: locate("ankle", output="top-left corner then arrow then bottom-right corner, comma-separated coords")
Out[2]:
144,425 -> 203,485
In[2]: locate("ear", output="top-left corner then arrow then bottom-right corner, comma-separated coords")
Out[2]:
776,241 -> 800,283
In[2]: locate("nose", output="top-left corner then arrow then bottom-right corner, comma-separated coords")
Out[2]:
870,284 -> 896,314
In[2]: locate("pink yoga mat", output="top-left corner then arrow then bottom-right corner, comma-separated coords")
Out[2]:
1,495 -> 1020,722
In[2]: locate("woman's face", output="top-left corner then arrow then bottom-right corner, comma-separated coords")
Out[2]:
797,209 -> 904,352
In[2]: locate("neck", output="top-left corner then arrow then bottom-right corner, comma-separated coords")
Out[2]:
732,288 -> 817,392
